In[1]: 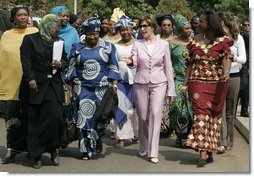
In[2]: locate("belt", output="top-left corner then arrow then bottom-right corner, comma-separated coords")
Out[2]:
229,72 -> 240,77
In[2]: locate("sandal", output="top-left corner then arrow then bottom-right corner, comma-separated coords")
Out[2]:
197,158 -> 207,168
116,140 -> 124,149
217,146 -> 227,154
197,150 -> 208,168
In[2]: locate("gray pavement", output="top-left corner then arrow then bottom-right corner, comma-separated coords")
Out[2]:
0,108 -> 250,173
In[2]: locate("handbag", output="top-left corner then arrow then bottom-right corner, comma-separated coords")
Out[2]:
174,96 -> 192,139
61,104 -> 79,148
95,86 -> 118,137
66,119 -> 79,142
63,84 -> 72,106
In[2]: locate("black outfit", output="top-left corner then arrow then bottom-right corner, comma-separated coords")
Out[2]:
19,32 -> 68,159
0,100 -> 27,152
239,31 -> 249,116
132,29 -> 143,39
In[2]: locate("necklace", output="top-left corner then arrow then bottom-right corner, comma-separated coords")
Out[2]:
203,34 -> 210,44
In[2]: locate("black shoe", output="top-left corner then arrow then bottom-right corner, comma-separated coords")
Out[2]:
197,158 -> 207,168
1,155 -> 15,164
240,112 -> 249,117
81,152 -> 90,160
33,158 -> 42,169
26,152 -> 31,159
206,152 -> 214,163
50,149 -> 59,166
96,138 -> 103,153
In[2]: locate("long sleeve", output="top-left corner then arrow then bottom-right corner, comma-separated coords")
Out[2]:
163,42 -> 176,97
107,43 -> 121,81
230,34 -> 246,73
20,35 -> 35,82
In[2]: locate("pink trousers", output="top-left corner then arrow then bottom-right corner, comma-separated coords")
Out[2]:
134,82 -> 167,158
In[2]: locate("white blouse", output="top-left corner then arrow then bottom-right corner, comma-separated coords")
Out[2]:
230,34 -> 246,73
115,44 -> 136,84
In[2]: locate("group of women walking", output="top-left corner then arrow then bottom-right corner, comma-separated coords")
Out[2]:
0,5 -> 246,169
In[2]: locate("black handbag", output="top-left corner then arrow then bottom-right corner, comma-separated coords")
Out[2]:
174,96 -> 192,139
95,86 -> 118,137
61,104 -> 79,148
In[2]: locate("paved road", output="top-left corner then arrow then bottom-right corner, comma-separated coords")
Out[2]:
0,117 -> 250,173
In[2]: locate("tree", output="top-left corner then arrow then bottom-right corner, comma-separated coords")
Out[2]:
214,0 -> 249,20
81,0 -> 155,19
188,0 -> 249,20
156,0 -> 195,21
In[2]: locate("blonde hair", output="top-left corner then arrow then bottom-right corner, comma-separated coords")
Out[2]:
218,12 -> 240,40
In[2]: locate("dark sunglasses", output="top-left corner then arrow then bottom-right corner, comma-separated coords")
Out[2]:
140,24 -> 150,28
243,24 -> 249,27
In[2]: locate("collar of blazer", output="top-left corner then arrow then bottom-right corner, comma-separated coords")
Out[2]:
139,35 -> 161,57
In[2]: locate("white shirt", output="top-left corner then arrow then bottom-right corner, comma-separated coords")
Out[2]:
230,34 -> 246,73
115,44 -> 136,84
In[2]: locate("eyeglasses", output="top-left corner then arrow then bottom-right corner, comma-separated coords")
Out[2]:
243,24 -> 249,27
140,24 -> 150,28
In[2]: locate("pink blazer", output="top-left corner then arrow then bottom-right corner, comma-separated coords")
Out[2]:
131,35 -> 176,96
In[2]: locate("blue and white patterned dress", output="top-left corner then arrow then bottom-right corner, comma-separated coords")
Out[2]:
66,39 -> 121,157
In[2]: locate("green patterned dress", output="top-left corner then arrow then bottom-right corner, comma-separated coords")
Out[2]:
168,39 -> 192,145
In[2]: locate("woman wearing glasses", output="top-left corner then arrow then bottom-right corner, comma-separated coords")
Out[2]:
126,14 -> 175,164
156,13 -> 175,41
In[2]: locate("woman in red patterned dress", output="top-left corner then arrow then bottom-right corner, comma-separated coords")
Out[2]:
182,9 -> 234,168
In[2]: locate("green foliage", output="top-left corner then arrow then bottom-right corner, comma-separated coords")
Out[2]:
155,0 -> 195,21
0,9 -> 14,31
214,0 -> 249,20
80,0 -> 155,19
0,0 -> 249,22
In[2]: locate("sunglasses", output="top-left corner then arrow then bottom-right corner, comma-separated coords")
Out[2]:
243,24 -> 249,27
140,24 -> 150,28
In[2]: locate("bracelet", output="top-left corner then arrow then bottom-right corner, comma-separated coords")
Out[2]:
113,84 -> 118,88
182,86 -> 187,90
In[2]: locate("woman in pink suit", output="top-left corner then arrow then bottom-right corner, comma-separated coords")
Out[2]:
126,14 -> 175,164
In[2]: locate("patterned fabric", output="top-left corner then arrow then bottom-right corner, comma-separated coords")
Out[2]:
167,40 -> 192,135
39,14 -> 60,43
187,36 -> 234,82
82,17 -> 101,32
110,7 -> 125,23
172,14 -> 189,31
186,36 -> 233,152
115,15 -> 133,32
186,81 -> 228,152
115,81 -> 134,128
114,44 -> 138,140
66,39 -> 120,157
